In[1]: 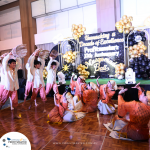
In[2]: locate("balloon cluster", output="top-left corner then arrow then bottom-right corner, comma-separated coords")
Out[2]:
129,54 -> 150,79
43,67 -> 48,80
77,64 -> 90,78
126,31 -> 146,47
129,41 -> 147,58
72,24 -> 86,40
115,63 -> 126,78
115,15 -> 134,33
63,50 -> 76,63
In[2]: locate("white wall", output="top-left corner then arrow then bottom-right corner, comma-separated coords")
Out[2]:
35,4 -> 97,45
121,0 -> 150,27
0,37 -> 22,51
0,6 -> 20,26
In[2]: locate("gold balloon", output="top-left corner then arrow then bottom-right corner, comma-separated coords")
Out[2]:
116,70 -> 120,74
138,53 -> 141,57
135,55 -> 138,58
124,29 -> 130,34
133,45 -> 138,49
143,45 -> 147,50
80,32 -> 84,35
138,41 -> 144,45
139,49 -> 144,53
129,51 -> 133,55
122,15 -> 127,20
140,45 -> 144,49
73,29 -> 77,33
129,46 -> 133,51
145,53 -> 148,57
82,27 -> 86,31
74,25 -> 78,29
115,22 -> 120,27
72,24 -> 75,28
126,22 -> 132,28
131,54 -> 135,58
123,19 -> 128,24
136,46 -> 140,50
118,29 -> 123,33
133,50 -> 138,55
129,16 -> 133,21
120,65 -> 125,70
78,28 -> 81,32
120,70 -> 125,75
79,24 -> 83,28
129,26 -> 134,30
120,20 -> 124,25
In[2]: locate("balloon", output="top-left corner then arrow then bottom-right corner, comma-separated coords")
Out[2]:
118,29 -> 123,33
129,16 -> 133,21
129,26 -> 134,30
131,54 -> 135,58
140,32 -> 145,36
133,50 -> 138,55
129,41 -> 134,46
142,37 -> 146,42
82,27 -> 86,31
126,22 -> 132,28
139,49 -> 144,54
136,46 -> 140,50
142,74 -> 148,79
124,29 -> 130,34
74,25 -> 78,29
78,28 -> 81,32
129,46 -> 133,51
79,24 -> 83,28
133,45 -> 138,49
123,19 -> 128,24
143,45 -> 147,50
145,53 -> 148,57
138,41 -> 144,45
122,15 -> 127,20
115,22 -> 120,27
120,70 -> 125,75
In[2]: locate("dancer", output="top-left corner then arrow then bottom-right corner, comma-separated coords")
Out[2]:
22,54 -> 38,109
70,75 -> 87,100
46,57 -> 59,95
0,52 -> 21,119
76,83 -> 98,113
29,50 -> 47,112
97,77 -> 118,115
47,92 -> 68,124
105,86 -> 150,141
63,92 -> 86,122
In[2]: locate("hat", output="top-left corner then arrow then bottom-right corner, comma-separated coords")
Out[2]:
109,80 -> 117,90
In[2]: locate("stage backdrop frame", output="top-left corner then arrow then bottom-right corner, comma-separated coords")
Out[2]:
79,30 -> 124,78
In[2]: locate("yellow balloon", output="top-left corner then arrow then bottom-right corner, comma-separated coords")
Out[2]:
120,20 -> 124,25
73,29 -> 77,33
131,54 -> 135,58
129,26 -> 134,31
126,22 -> 132,28
133,50 -> 138,55
74,25 -> 78,29
129,16 -> 133,21
122,15 -> 127,20
138,41 -> 144,45
72,24 -> 75,28
133,45 -> 138,49
139,49 -> 144,53
82,27 -> 86,31
143,45 -> 147,50
80,32 -> 84,35
129,51 -> 132,55
145,53 -> 148,57
79,24 -> 83,28
118,29 -> 123,33
115,22 -> 120,27
78,28 -> 81,32
129,46 -> 133,51
124,29 -> 130,34
120,65 -> 125,70
123,19 -> 128,24
120,70 -> 125,75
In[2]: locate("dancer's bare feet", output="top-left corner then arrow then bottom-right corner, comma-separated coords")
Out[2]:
119,88 -> 128,95
43,109 -> 47,113
14,115 -> 21,119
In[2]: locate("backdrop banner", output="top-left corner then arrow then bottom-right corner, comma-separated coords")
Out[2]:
79,30 -> 124,78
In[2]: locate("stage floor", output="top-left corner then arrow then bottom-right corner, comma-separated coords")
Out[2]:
0,98 -> 150,150
64,78 -> 150,85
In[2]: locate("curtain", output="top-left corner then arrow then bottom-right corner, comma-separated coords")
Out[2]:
96,0 -> 120,32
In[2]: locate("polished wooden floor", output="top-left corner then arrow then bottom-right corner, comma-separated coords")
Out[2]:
0,98 -> 150,150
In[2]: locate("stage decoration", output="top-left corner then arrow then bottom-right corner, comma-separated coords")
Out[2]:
62,64 -> 69,72
77,64 -> 90,78
115,63 -> 126,79
125,68 -> 136,84
43,67 -> 48,80
63,50 -> 76,63
11,44 -> 27,58
129,54 -> 150,79
115,15 -> 134,33
128,42 -> 147,58
72,24 -> 86,40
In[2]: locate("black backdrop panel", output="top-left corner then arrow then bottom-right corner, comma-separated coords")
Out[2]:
79,30 -> 124,78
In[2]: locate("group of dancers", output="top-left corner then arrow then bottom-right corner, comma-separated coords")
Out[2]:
0,45 -> 150,141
